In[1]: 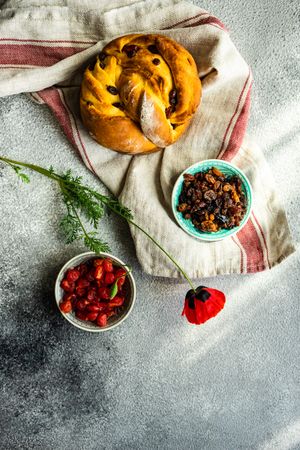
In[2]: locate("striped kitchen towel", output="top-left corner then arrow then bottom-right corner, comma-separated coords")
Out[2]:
0,0 -> 295,278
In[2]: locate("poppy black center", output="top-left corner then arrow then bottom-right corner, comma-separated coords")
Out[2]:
196,290 -> 211,302
187,286 -> 211,309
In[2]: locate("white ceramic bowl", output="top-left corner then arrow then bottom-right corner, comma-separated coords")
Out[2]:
54,252 -> 136,332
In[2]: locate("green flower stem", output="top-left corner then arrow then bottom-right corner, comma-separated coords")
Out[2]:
117,215 -> 195,291
0,155 -> 196,292
0,156 -> 59,181
74,186 -> 196,291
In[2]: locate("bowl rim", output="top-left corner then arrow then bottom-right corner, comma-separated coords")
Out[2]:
171,159 -> 253,242
54,251 -> 136,332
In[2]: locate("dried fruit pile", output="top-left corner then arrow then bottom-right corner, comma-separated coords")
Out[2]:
59,258 -> 128,327
177,167 -> 247,232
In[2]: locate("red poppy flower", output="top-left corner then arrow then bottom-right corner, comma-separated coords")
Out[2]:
182,285 -> 226,325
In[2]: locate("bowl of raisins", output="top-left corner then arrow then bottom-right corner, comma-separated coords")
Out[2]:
172,159 -> 252,242
55,252 -> 136,332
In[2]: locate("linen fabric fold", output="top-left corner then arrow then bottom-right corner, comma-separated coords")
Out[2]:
0,0 -> 295,277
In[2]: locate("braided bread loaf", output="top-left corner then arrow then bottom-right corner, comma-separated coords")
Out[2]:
80,34 -> 201,154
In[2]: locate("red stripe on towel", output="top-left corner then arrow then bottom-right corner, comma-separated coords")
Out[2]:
231,235 -> 245,273
183,16 -> 228,31
218,69 -> 265,273
59,90 -> 96,175
219,72 -> 250,273
36,87 -> 96,174
0,66 -> 33,69
221,82 -> 252,161
219,71 -> 251,158
36,88 -> 77,148
221,73 -> 267,272
0,38 -> 95,45
0,44 -> 83,66
252,212 -> 271,269
236,217 -> 266,272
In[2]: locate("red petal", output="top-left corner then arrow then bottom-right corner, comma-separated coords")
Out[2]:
195,302 -> 208,324
182,287 -> 226,325
205,288 -> 226,305
182,298 -> 197,324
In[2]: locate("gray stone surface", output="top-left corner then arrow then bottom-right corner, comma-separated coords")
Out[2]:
0,1 -> 300,449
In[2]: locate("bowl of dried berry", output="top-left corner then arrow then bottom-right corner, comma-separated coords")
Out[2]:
55,252 -> 136,332
172,159 -> 252,242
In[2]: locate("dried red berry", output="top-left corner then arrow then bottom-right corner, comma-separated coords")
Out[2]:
87,289 -> 97,301
87,304 -> 102,313
63,293 -> 76,303
60,300 -> 72,313
118,279 -> 126,289
98,287 -> 110,300
85,271 -> 95,282
109,296 -> 124,307
93,259 -> 104,267
106,309 -> 117,319
97,313 -> 107,327
66,269 -> 80,282
78,263 -> 88,275
86,311 -> 98,322
98,302 -> 109,309
103,259 -> 113,272
115,268 -> 127,278
76,278 -> 90,289
60,279 -> 75,293
94,265 -> 104,280
105,272 -> 115,285
76,299 -> 89,311
75,310 -> 88,321
75,287 -> 86,297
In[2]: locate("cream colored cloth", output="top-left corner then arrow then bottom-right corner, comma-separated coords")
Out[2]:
0,0 -> 295,277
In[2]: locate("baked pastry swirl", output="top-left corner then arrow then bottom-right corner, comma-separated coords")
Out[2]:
80,34 -> 202,154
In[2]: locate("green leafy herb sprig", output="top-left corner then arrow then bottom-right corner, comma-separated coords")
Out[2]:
0,156 -> 196,292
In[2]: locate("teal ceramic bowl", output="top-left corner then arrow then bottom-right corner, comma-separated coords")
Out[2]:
172,159 -> 253,242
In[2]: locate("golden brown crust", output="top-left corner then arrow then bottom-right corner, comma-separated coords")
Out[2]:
80,33 -> 202,154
